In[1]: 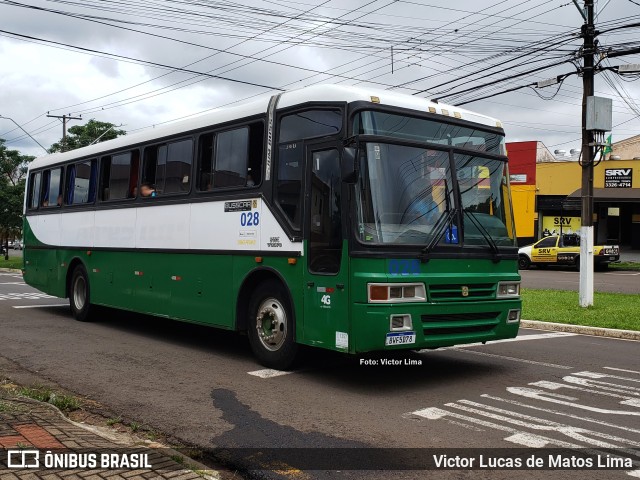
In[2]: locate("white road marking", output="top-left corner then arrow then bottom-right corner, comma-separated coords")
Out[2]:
409,367 -> 640,475
451,349 -> 573,369
0,282 -> 26,285
454,400 -> 640,448
605,367 -> 640,375
0,292 -> 56,301
480,393 -> 640,435
506,387 -> 640,416
453,331 -> 577,348
412,405 -> 580,448
604,272 -> 640,276
247,368 -> 294,378
12,304 -> 68,309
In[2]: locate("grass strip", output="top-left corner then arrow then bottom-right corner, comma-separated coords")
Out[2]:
609,261 -> 640,271
522,288 -> 640,331
0,255 -> 22,270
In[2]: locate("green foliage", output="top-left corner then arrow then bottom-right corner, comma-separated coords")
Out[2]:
0,139 -> 34,252
522,288 -> 640,331
48,119 -> 126,153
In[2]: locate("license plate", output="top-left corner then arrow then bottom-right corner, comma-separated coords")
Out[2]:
609,256 -> 616,261
385,332 -> 416,346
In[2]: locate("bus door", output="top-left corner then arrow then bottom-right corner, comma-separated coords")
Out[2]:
302,143 -> 350,352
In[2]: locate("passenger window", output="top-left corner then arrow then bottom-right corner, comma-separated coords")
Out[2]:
41,168 -> 63,207
65,160 -> 97,205
143,138 -> 192,195
197,122 -> 264,191
215,128 -> 248,188
28,172 -> 42,210
100,152 -> 133,201
279,109 -> 342,143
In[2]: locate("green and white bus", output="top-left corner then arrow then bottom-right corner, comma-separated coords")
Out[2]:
23,84 -> 521,369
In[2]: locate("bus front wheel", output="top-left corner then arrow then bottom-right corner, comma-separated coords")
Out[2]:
69,265 -> 93,322
247,281 -> 298,370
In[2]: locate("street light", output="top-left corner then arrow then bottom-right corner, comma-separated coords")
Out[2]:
0,115 -> 48,153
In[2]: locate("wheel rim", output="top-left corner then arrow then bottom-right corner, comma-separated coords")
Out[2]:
73,275 -> 87,311
255,297 -> 287,352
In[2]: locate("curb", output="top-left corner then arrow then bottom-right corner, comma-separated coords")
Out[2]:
0,268 -> 22,273
2,395 -> 221,480
521,319 -> 640,341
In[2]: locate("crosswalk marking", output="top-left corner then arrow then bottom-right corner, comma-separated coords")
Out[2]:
0,292 -> 56,301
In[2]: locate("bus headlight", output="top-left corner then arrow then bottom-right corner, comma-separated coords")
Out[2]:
497,281 -> 520,298
368,283 -> 426,303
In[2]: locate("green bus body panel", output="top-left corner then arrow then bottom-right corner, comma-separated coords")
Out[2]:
23,216 -> 520,354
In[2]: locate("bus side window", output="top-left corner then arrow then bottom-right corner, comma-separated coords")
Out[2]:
100,152 -> 132,201
66,160 -> 96,205
166,139 -> 192,194
28,172 -> 42,210
197,121 -> 264,191
41,168 -> 63,207
214,128 -> 248,188
197,133 -> 215,191
143,139 -> 192,195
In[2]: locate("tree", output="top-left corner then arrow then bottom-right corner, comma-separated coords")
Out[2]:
49,119 -> 126,153
0,139 -> 34,259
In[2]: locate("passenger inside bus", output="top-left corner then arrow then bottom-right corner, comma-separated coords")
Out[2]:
140,182 -> 156,197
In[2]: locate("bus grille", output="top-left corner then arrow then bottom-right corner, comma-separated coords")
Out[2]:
421,312 -> 500,336
428,283 -> 495,302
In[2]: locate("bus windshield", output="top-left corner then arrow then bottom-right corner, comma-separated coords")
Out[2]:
355,141 -> 516,248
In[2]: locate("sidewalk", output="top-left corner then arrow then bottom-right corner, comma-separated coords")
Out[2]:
0,392 -> 220,480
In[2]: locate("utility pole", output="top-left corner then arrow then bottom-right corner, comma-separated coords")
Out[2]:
46,113 -> 82,152
578,0 -> 596,307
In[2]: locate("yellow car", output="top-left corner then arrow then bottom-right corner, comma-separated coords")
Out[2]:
518,234 -> 619,270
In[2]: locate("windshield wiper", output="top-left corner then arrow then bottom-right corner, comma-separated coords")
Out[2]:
463,209 -> 502,262
419,207 -> 457,262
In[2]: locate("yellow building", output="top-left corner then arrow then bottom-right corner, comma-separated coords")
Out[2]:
507,139 -> 640,249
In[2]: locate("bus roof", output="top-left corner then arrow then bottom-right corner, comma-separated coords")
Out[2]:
29,84 -> 502,170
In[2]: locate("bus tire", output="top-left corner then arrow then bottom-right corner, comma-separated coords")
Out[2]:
69,265 -> 93,322
247,280 -> 298,370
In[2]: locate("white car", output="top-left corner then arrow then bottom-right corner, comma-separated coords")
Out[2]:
518,234 -> 619,270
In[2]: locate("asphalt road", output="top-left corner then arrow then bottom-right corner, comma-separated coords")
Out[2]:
0,271 -> 638,479
520,268 -> 640,294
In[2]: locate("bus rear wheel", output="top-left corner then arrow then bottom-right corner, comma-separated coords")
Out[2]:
247,281 -> 298,370
69,265 -> 93,322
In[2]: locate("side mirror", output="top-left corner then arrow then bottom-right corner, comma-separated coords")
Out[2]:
341,146 -> 357,183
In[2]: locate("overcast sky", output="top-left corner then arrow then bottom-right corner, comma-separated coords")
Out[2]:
1,0 -> 639,158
